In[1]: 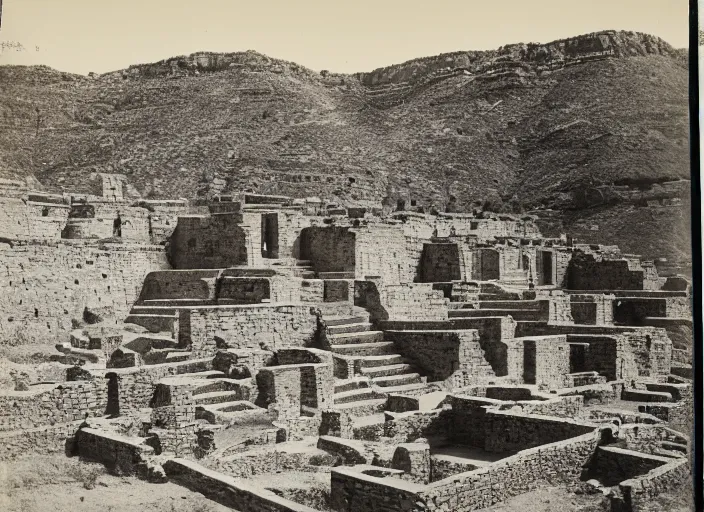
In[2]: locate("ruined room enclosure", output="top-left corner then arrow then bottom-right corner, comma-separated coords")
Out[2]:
0,183 -> 693,512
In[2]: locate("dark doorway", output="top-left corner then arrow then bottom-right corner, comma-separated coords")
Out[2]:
538,250 -> 554,286
522,254 -> 530,271
113,215 -> 122,238
523,340 -> 536,384
105,373 -> 120,417
479,249 -> 500,280
261,213 -> 279,259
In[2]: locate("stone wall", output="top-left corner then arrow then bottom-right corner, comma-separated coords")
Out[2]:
0,380 -> 109,431
75,427 -> 155,475
520,335 -> 571,389
418,243 -> 461,282
0,241 -> 169,344
384,408 -> 452,444
483,409 -> 596,453
417,430 -> 600,511
385,329 -> 495,386
180,304 -> 318,357
300,226 -> 356,273
590,446 -> 669,486
104,358 -> 212,417
0,420 -> 82,461
168,213 -> 248,268
0,196 -> 71,240
329,430 -> 601,512
567,252 -> 645,290
615,458 -> 691,512
165,458 -> 320,512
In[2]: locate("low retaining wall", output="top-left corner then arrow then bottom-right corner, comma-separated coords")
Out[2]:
75,427 -> 154,475
330,429 -> 603,512
0,420 -> 82,461
613,458 -> 691,512
164,458 -> 319,512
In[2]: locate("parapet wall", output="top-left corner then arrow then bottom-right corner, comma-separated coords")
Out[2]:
179,304 -> 318,357
0,381 -> 108,432
331,429 -> 601,512
0,241 -> 169,345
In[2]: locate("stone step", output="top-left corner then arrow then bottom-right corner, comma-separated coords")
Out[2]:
176,370 -> 226,379
334,398 -> 387,416
334,387 -> 378,405
378,382 -> 429,395
373,373 -> 422,388
164,352 -> 191,363
191,378 -> 244,396
449,309 -> 540,321
360,363 -> 414,378
296,260 -> 312,266
317,301 -> 355,317
328,331 -> 384,345
330,342 -> 397,357
129,306 -> 178,316
124,314 -> 177,334
192,391 -> 243,406
318,271 -> 355,279
479,300 -> 540,310
358,354 -> 407,369
324,315 -> 367,327
334,378 -> 370,394
327,322 -> 372,335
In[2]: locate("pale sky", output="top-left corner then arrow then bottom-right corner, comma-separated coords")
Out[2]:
0,0 -> 691,75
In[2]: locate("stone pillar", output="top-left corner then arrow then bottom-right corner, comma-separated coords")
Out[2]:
391,442 -> 431,485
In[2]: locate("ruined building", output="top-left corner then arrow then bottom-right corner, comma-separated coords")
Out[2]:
0,175 -> 693,512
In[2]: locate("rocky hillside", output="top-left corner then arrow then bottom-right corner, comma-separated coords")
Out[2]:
0,30 -> 692,266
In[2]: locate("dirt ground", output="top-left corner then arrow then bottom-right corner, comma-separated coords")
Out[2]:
484,484 -> 693,512
0,455 -> 232,512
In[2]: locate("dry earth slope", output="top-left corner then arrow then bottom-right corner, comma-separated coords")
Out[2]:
0,30 -> 692,267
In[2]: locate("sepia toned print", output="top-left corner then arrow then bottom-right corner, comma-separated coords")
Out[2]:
0,1 -> 695,511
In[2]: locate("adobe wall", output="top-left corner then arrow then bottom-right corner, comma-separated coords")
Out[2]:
0,196 -> 71,240
615,458 -> 691,512
385,329 -> 493,386
63,202 -> 152,242
383,284 -> 449,321
139,270 -> 220,301
418,243 -> 461,282
0,420 -> 83,461
0,241 -> 169,345
103,358 -> 213,417
76,427 -> 155,475
330,430 -> 601,512
179,305 -> 318,357
0,380 -> 109,432
355,224 -> 412,283
590,446 -> 669,486
165,458 -> 320,512
168,213 -> 248,268
299,226 -> 355,272
520,335 -> 571,389
567,253 -> 645,290
616,328 -> 672,381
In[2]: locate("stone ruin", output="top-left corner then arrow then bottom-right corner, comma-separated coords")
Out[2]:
0,176 -> 694,512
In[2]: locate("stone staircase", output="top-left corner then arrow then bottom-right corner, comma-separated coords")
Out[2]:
159,370 -> 267,426
125,305 -> 178,335
292,259 -> 316,279
448,299 -> 543,321
324,313 -> 430,414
